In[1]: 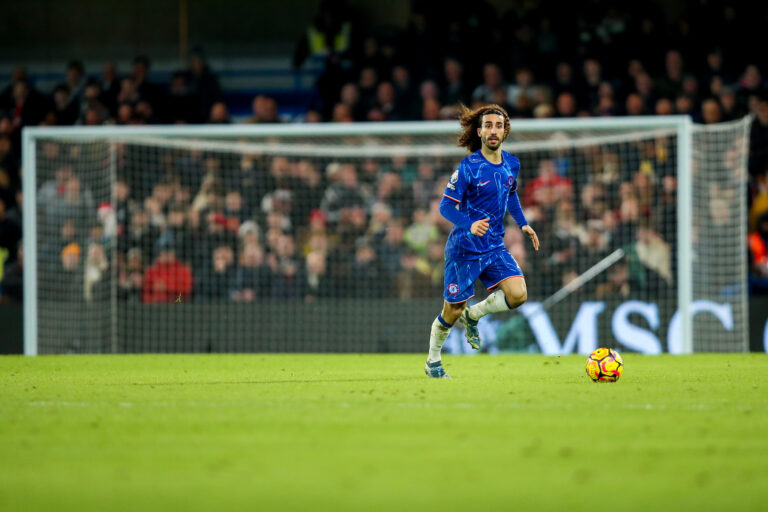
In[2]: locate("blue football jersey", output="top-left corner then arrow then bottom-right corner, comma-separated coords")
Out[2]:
443,149 -> 520,260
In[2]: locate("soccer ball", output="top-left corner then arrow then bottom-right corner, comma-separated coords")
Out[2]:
585,348 -> 623,382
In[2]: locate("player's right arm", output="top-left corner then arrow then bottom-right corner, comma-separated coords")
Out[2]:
439,163 -> 489,236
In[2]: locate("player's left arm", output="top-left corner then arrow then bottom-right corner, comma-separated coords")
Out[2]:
506,180 -> 540,251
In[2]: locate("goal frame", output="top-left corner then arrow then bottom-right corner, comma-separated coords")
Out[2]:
21,116 -> 695,356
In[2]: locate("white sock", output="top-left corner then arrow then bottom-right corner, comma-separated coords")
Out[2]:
428,316 -> 452,362
467,289 -> 510,321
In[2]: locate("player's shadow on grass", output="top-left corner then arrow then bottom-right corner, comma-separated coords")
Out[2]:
129,377 -> 426,386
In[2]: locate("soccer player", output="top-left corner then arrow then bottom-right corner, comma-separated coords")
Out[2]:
425,104 -> 539,378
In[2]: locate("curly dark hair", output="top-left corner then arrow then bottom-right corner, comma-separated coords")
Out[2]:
457,104 -> 511,153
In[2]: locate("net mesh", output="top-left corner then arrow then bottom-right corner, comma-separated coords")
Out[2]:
31,119 -> 750,354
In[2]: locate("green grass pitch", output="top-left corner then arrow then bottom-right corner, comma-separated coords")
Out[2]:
1,354 -> 767,511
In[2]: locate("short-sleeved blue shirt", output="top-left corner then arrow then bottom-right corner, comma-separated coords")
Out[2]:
442,149 -> 520,260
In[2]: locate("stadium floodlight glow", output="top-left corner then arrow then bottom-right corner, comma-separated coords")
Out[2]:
22,116 -> 750,355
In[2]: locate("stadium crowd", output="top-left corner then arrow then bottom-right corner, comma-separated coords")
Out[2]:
1,1 -> 768,302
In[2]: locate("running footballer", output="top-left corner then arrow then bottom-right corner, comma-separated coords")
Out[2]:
425,104 -> 539,378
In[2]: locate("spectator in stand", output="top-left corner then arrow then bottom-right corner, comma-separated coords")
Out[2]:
737,65 -> 763,110
749,212 -> 768,293
376,218 -> 405,278
580,58 -> 603,112
161,204 -> 195,264
472,63 -> 505,103
634,72 -> 658,113
0,67 -> 28,110
79,79 -> 109,124
320,162 -> 367,224
411,161 -> 437,207
395,248 -> 432,299
116,76 -> 139,106
551,62 -> 576,99
357,66 -> 378,115
719,86 -> 746,121
187,48 -> 223,123
0,244 -> 23,303
422,98 -> 441,121
291,159 -> 325,229
124,209 -> 160,264
441,57 -> 469,107
10,81 -> 48,130
100,61 -> 120,114
247,95 -> 280,123
141,233 -> 193,303
303,250 -> 332,301
544,200 -> 580,281
657,50 -> 685,100
118,247 -> 144,302
209,102 -> 231,123
40,218 -> 78,271
595,260 -> 631,300
130,55 -> 159,108
349,239 -> 384,297
391,65 -> 417,118
700,98 -> 722,124
675,94 -> 695,117
164,71 -> 195,124
337,83 -> 364,121
749,92 -> 768,178
51,84 -> 78,125
65,60 -> 86,111
700,47 -> 734,87
625,93 -> 646,115
331,102 -> 354,122
232,242 -> 271,301
371,81 -> 405,121
269,233 -> 303,298
197,245 -> 236,300
523,158 -> 574,210
0,198 -> 21,265
84,242 -> 109,303
655,98 -> 674,116
555,91 -> 578,117
52,242 -> 83,301
507,67 -> 535,115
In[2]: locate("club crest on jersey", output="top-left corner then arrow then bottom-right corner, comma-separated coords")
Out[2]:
506,176 -> 515,187
450,169 -> 459,184
447,283 -> 459,296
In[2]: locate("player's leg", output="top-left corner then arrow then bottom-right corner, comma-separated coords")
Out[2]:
425,259 -> 476,378
428,300 -> 465,360
462,251 -> 526,348
425,300 -> 466,378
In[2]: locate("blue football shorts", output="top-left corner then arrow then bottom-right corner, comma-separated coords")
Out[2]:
443,250 -> 524,303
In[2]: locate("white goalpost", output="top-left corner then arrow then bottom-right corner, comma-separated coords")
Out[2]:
21,116 -> 750,355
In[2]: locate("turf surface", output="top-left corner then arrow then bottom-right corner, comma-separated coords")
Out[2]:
1,354 -> 767,511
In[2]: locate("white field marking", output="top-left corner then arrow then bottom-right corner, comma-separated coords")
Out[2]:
22,400 -> 764,413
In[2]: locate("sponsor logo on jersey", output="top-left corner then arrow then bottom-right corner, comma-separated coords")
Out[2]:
478,180 -> 491,187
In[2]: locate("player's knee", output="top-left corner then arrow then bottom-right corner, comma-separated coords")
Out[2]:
506,287 -> 527,308
442,302 -> 466,323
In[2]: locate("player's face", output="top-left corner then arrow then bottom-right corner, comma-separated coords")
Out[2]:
477,114 -> 505,151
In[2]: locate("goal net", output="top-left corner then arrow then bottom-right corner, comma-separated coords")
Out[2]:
22,117 -> 751,354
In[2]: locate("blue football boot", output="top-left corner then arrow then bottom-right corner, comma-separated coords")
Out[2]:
424,360 -> 451,378
460,308 -> 481,350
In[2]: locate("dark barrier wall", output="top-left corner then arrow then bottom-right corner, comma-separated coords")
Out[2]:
0,303 -> 23,354
4,296 -> 765,355
749,296 -> 768,352
33,295 -> 752,354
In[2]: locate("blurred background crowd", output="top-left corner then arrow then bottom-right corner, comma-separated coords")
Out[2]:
1,0 -> 768,303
